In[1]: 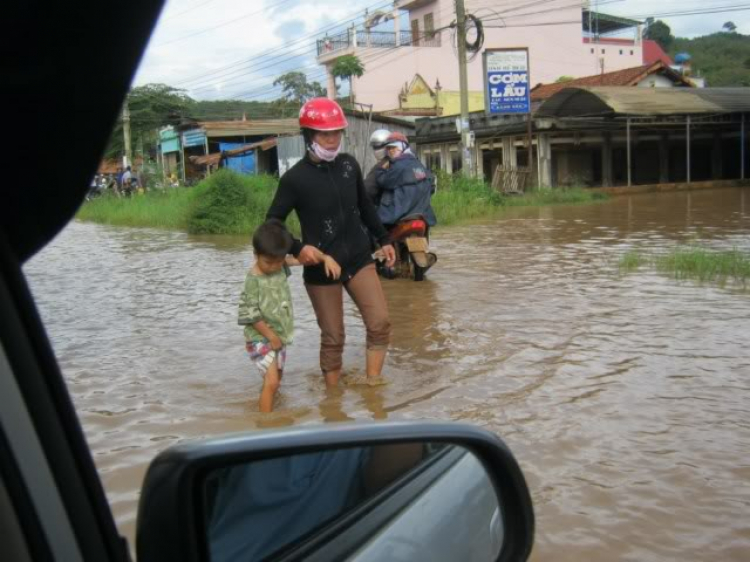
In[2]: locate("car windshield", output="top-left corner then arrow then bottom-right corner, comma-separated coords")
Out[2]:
22,1 -> 750,560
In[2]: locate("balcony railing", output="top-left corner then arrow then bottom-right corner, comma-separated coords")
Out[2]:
317,29 -> 441,57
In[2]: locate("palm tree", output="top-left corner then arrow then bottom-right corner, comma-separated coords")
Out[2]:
331,55 -> 365,107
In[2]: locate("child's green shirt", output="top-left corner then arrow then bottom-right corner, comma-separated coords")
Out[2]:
238,265 -> 294,344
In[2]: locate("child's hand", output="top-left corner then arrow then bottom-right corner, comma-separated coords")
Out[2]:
268,334 -> 284,351
323,255 -> 341,280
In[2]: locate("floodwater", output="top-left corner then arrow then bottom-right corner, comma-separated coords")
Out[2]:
25,187 -> 750,561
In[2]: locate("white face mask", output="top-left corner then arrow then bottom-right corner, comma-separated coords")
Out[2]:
374,148 -> 387,161
310,141 -> 341,162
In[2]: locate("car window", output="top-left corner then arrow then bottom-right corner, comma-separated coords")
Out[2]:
21,1 -> 750,561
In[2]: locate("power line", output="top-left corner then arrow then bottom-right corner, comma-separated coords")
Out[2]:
154,0 -> 299,47
170,0 -> 394,85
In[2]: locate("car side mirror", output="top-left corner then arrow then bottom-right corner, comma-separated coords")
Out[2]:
136,422 -> 534,562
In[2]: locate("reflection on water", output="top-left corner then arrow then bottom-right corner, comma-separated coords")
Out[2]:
25,188 -> 750,561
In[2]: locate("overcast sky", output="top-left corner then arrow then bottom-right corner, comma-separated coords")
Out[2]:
133,0 -> 750,100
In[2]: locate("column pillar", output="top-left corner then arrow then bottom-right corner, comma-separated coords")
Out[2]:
326,66 -> 336,100
659,133 -> 670,184
601,132 -> 612,187
474,144 -> 484,180
538,133 -> 552,187
712,132 -> 723,180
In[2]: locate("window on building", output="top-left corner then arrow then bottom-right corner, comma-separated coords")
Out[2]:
411,19 -> 420,46
424,13 -> 435,40
601,48 -> 605,54
590,47 -> 594,54
630,50 -> 634,55
619,49 -> 623,55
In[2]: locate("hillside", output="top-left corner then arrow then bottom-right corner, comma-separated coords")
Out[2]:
671,32 -> 750,87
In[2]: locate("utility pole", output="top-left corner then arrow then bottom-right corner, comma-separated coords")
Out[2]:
455,0 -> 475,177
122,101 -> 132,168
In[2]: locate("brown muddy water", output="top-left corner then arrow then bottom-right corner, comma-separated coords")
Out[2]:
25,187 -> 750,561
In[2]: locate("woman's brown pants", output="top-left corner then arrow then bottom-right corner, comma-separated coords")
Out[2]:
305,264 -> 391,373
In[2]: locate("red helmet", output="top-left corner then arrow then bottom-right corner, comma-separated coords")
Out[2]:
385,131 -> 409,146
299,98 -> 348,131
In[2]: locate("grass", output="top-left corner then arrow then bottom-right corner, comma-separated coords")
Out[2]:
432,170 -> 607,226
619,246 -> 750,286
77,169 -> 607,234
77,187 -> 200,230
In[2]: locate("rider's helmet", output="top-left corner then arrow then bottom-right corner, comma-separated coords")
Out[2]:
385,131 -> 409,147
369,129 -> 391,149
298,98 -> 348,131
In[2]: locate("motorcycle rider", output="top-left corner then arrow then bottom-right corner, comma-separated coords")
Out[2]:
374,132 -> 437,227
364,129 -> 391,205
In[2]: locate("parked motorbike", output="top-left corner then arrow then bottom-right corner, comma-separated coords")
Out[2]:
376,214 -> 437,282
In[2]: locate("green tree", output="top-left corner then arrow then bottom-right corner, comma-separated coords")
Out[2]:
272,71 -> 326,105
555,75 -> 575,83
331,55 -> 365,106
671,31 -> 750,86
105,84 -> 193,160
644,20 -> 674,51
723,21 -> 737,33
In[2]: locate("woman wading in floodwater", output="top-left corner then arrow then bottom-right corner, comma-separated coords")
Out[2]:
266,98 -> 396,388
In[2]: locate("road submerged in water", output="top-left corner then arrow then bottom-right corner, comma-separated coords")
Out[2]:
26,187 -> 750,560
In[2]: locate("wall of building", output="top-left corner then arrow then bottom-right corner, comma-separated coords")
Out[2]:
636,74 -> 677,88
347,0 -> 643,111
276,114 -> 415,175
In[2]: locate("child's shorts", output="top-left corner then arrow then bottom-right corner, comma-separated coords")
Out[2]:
246,341 -> 287,376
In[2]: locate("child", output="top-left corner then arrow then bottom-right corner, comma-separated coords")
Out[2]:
238,220 -> 341,412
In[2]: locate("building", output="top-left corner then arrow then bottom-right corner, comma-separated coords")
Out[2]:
412,87 -> 749,190
163,110 -> 416,180
317,0 -> 645,112
530,61 -> 695,103
159,119 -> 299,182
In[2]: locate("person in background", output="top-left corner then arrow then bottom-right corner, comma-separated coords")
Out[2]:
364,129 -> 391,205
375,132 -> 437,228
266,98 -> 396,388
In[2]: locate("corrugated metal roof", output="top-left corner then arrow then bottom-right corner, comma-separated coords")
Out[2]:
199,119 -> 300,137
536,87 -> 750,117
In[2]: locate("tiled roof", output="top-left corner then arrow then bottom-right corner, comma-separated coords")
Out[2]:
530,61 -> 689,101
643,39 -> 673,66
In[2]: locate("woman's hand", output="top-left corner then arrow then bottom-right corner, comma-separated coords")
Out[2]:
381,244 -> 396,267
322,255 -> 342,280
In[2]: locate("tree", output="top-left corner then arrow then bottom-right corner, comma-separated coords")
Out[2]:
105,84 -> 193,160
723,21 -> 737,33
272,72 -> 326,105
331,55 -> 365,106
644,20 -> 674,51
555,75 -> 575,83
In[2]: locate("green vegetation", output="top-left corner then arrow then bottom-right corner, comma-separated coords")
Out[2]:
432,171 -> 607,226
78,171 -> 298,235
104,84 -> 300,160
619,247 -> 750,286
78,170 -> 606,234
77,187 -> 200,230
671,31 -> 750,87
641,19 -> 750,86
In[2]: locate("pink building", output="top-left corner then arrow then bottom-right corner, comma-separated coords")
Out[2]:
317,0 -> 644,112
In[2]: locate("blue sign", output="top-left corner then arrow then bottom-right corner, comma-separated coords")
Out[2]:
485,49 -> 531,115
182,129 -> 207,148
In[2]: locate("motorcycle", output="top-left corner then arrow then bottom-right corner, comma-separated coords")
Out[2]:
375,214 -> 437,282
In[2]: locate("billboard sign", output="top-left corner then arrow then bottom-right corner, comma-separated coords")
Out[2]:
182,128 -> 207,148
484,48 -> 531,114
